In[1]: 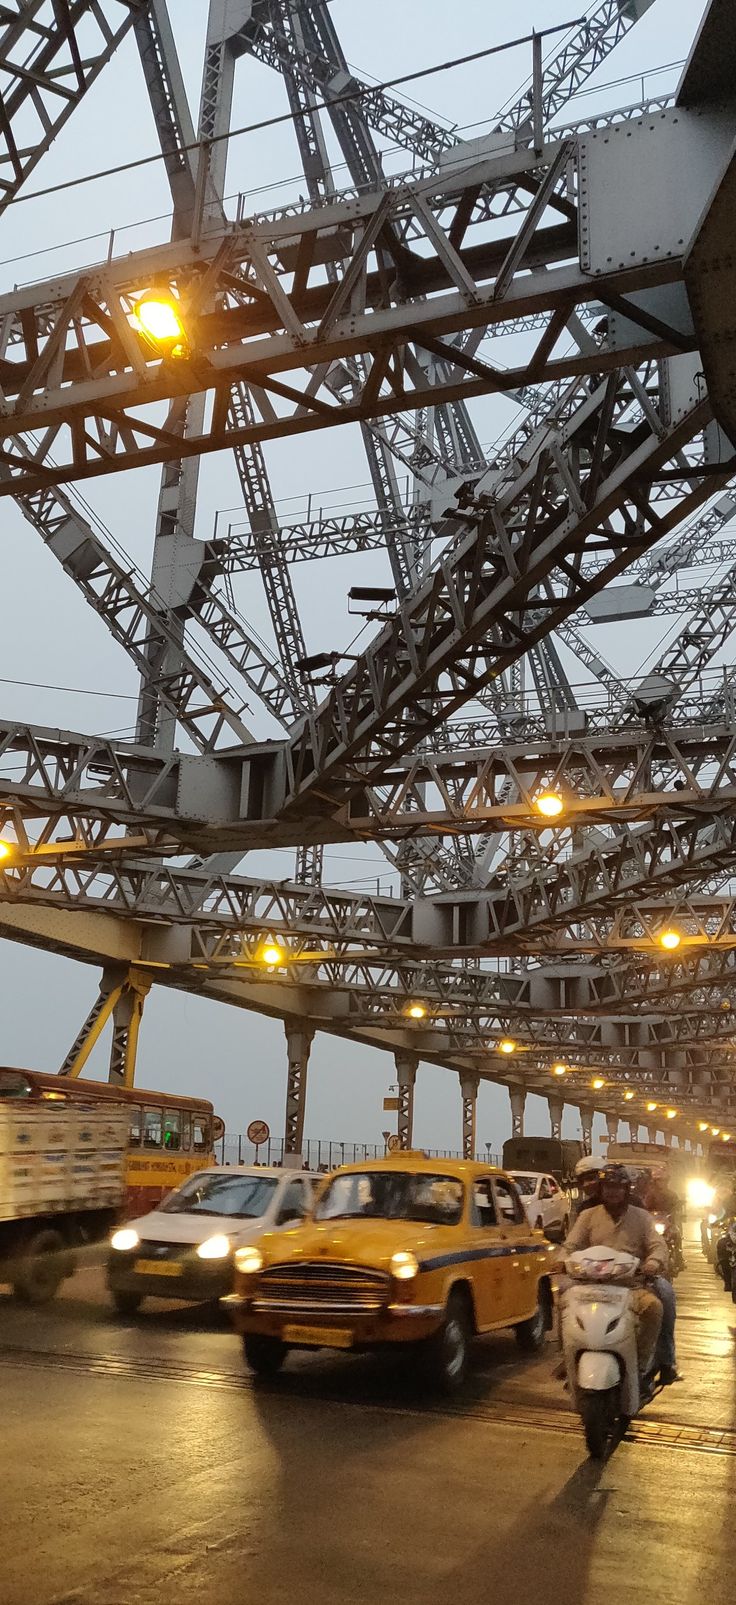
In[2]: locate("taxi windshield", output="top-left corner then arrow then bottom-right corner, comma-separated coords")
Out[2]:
161,1173 -> 278,1219
314,1170 -> 464,1225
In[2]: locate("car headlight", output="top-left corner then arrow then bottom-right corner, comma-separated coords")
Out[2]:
234,1245 -> 263,1274
196,1234 -> 231,1260
390,1251 -> 419,1281
110,1228 -> 140,1252
654,1222 -> 666,1236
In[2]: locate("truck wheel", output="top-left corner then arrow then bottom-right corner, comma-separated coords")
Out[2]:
112,1291 -> 143,1317
421,1288 -> 473,1395
12,1228 -> 67,1304
243,1333 -> 287,1377
580,1387 -> 619,1460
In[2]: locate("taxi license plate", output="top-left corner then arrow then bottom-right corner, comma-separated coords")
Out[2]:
283,1323 -> 352,1348
134,1259 -> 183,1277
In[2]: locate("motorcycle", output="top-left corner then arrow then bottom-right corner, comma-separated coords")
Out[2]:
714,1216 -> 736,1295
651,1212 -> 684,1278
560,1244 -> 656,1459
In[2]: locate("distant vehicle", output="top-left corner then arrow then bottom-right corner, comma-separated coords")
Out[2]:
509,1172 -> 569,1241
502,1138 -> 584,1187
107,1165 -> 320,1315
0,1067 -> 224,1215
0,1097 -> 128,1303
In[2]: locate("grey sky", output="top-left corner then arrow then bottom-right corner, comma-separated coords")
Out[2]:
0,0 -> 708,1153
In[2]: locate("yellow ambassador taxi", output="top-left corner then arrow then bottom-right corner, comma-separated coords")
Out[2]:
223,1153 -> 555,1392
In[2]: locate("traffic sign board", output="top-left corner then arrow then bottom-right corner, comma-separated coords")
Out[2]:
386,1133 -> 401,1153
247,1119 -> 270,1146
383,1096 -> 401,1111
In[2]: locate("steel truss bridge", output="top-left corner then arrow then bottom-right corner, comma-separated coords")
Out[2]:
2,0 -> 736,1159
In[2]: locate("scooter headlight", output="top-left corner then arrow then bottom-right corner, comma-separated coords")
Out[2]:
654,1222 -> 666,1236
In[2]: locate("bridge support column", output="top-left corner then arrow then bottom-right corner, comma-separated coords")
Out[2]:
284,1021 -> 315,1160
646,1126 -> 659,1145
461,1074 -> 480,1160
547,1096 -> 564,1142
627,1122 -> 639,1145
580,1109 -> 593,1154
509,1088 -> 526,1139
394,1052 -> 418,1149
605,1114 -> 619,1151
108,971 -> 152,1087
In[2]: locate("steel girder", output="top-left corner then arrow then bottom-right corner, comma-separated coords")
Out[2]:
5,707 -> 736,851
0,0 -> 145,211
0,115 -> 714,497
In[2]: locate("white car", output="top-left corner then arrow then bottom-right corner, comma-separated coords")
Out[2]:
509,1171 -> 570,1241
107,1164 -> 320,1314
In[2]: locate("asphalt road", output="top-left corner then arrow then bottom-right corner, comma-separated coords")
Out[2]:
2,1229 -> 735,1605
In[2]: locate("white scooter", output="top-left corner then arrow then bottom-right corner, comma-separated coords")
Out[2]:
560,1244 -> 649,1458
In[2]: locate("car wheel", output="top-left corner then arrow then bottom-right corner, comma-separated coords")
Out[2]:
535,1215 -> 544,1231
112,1291 -> 143,1317
561,1216 -> 570,1239
11,1227 -> 67,1304
421,1288 -> 473,1395
515,1303 -> 546,1353
243,1333 -> 287,1377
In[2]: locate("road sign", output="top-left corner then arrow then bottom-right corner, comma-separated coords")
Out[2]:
383,1096 -> 401,1111
386,1134 -> 401,1153
247,1119 -> 270,1146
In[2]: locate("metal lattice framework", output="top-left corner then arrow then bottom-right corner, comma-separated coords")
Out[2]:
1,0 -> 736,1150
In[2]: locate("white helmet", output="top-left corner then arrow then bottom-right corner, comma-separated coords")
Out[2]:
575,1154 -> 606,1179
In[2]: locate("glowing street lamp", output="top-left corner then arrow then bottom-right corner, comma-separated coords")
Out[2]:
258,941 -> 285,968
646,1102 -> 658,1113
659,928 -> 681,952
592,1077 -> 605,1091
698,1122 -> 709,1133
666,1109 -> 677,1120
534,791 -> 564,821
623,1091 -> 635,1102
552,1063 -> 567,1076
406,1002 -> 427,1021
711,1127 -> 721,1137
499,1039 -> 516,1055
0,839 -> 14,864
131,293 -> 187,355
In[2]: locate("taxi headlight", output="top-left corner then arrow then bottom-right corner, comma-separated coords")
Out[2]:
110,1228 -> 140,1252
234,1245 -> 263,1274
654,1222 -> 666,1236
196,1234 -> 231,1260
390,1251 -> 419,1281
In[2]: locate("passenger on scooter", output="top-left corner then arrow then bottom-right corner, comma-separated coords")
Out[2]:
559,1164 -> 667,1383
571,1155 -> 606,1219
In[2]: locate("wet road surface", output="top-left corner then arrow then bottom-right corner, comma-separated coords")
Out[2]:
3,1229 -> 736,1605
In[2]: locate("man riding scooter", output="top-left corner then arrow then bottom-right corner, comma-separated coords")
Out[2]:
572,1155 -> 607,1219
556,1163 -> 671,1395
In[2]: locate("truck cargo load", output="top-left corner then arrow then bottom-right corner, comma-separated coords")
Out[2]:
0,1101 -> 128,1302
502,1137 -> 584,1185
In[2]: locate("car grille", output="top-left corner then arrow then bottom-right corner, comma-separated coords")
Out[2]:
254,1261 -> 389,1314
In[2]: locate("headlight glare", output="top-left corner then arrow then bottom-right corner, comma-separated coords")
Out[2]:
110,1227 -> 140,1252
654,1222 -> 666,1236
234,1245 -> 263,1274
391,1250 -> 419,1281
687,1178 -> 715,1209
196,1233 -> 231,1260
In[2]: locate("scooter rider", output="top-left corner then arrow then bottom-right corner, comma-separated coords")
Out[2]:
556,1163 -> 667,1388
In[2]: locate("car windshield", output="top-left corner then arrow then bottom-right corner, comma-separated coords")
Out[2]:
160,1173 -> 279,1218
314,1170 -> 464,1225
510,1175 -> 535,1196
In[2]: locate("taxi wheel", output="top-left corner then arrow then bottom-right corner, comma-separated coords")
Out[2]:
422,1289 -> 472,1395
243,1333 -> 287,1377
515,1288 -> 549,1353
112,1292 -> 143,1317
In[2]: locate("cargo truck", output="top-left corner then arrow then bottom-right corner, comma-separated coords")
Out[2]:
0,1100 -> 128,1303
